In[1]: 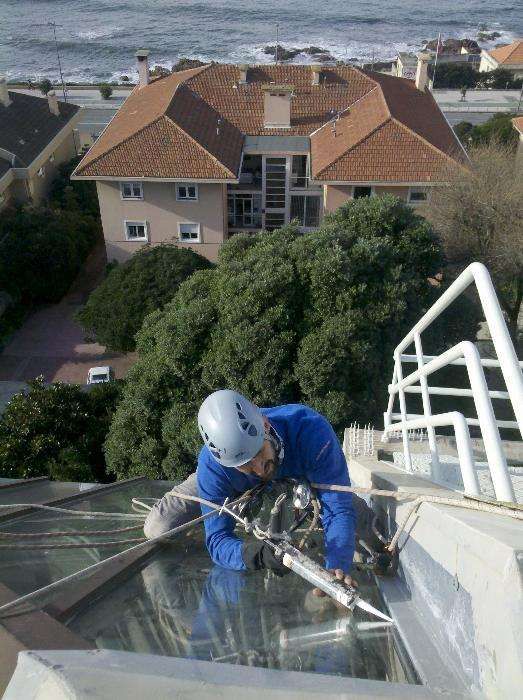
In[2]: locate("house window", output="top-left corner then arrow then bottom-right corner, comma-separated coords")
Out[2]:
179,222 -> 201,242
228,193 -> 262,229
408,187 -> 428,204
290,195 -> 321,228
124,221 -> 148,241
291,155 -> 308,188
353,186 -> 373,199
120,181 -> 143,199
176,184 -> 198,201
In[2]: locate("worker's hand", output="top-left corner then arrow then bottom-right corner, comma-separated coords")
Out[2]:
242,541 -> 290,576
312,568 -> 358,601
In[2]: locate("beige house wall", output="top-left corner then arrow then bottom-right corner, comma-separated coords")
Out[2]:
323,184 -> 411,213
26,130 -> 78,205
96,180 -> 226,263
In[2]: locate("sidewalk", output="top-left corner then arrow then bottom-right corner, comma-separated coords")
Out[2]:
0,242 -> 137,385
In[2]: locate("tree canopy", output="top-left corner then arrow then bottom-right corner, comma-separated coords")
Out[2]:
0,378 -> 121,482
427,140 -> 522,346
454,113 -> 519,150
76,244 -> 214,351
106,195 -> 467,482
0,205 -> 99,306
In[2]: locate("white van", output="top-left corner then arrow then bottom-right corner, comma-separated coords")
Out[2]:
86,366 -> 113,385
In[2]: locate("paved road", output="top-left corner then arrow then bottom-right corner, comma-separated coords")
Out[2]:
444,112 -> 496,126
0,242 -> 136,386
11,87 -> 131,110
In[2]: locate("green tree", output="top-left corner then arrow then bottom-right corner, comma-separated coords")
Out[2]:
48,155 -> 100,217
106,196 -> 468,481
476,68 -> 522,90
99,83 -> 113,100
0,378 -> 121,481
38,78 -> 52,95
430,64 -> 477,89
0,206 -> 99,306
427,140 -> 523,346
76,244 -> 213,352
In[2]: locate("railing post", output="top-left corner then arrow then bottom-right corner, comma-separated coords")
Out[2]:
394,351 -> 413,472
414,332 -> 442,482
461,342 -> 515,502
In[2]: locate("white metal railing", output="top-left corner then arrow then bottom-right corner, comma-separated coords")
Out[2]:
382,263 -> 523,503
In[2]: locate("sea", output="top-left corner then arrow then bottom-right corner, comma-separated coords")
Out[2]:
0,0 -> 521,83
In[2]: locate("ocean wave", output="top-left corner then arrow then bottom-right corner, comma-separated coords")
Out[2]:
77,27 -> 124,40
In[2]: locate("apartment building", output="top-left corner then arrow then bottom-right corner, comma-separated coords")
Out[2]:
72,52 -> 466,263
0,79 -> 80,210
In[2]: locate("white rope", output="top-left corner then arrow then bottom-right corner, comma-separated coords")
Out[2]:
0,491 -> 252,618
0,503 -> 146,520
310,483 -> 523,553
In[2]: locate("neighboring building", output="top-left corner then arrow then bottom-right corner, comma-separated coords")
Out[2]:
479,39 -> 523,79
0,78 -> 81,210
394,53 -> 418,79
513,116 -> 523,169
72,52 -> 466,263
394,48 -> 480,80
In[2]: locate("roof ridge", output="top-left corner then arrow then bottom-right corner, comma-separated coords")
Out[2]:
309,84 -> 382,138
74,115 -> 166,176
163,112 -> 237,178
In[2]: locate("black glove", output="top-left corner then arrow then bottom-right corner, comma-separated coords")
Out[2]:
242,541 -> 290,576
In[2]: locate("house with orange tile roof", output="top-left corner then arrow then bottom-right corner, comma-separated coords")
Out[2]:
72,51 -> 466,263
479,39 -> 523,80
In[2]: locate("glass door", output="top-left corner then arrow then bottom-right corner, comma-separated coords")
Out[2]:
263,156 -> 287,231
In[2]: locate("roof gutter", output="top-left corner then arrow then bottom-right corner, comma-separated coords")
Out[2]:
71,174 -> 240,184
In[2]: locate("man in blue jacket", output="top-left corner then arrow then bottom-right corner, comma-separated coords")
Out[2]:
144,389 -> 359,586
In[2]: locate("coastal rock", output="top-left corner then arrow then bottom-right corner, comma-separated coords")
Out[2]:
477,31 -> 502,42
263,45 -> 334,62
171,58 -> 207,72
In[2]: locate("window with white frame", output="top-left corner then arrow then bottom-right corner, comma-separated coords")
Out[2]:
408,187 -> 428,204
176,183 -> 198,201
120,181 -> 143,199
179,222 -> 201,242
124,221 -> 148,241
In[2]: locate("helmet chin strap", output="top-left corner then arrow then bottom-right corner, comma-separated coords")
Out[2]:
265,424 -> 284,466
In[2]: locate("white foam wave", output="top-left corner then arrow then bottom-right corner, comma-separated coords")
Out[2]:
77,26 -> 123,40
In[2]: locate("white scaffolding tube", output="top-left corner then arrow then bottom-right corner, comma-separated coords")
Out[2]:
383,263 -> 522,503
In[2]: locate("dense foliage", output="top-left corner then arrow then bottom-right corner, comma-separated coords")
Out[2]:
431,64 -> 522,89
99,83 -> 113,100
0,378 -> 121,482
77,244 -> 214,351
49,155 -> 101,217
427,141 -> 523,347
105,195 -> 470,481
0,206 -> 99,306
454,113 -> 519,150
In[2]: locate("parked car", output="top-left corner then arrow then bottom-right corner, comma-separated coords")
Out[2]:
87,366 -> 113,384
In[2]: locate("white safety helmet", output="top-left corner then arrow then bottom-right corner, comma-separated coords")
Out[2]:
198,389 -> 265,468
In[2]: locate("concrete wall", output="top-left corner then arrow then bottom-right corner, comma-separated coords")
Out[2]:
96,181 -> 226,263
347,450 -> 523,698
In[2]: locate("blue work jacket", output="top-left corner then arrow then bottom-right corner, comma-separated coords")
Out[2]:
197,404 -> 355,572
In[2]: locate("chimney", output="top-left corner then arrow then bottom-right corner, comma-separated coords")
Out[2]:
136,49 -> 150,88
311,65 -> 322,86
415,52 -> 431,91
47,90 -> 60,116
261,84 -> 293,129
238,64 -> 249,84
0,76 -> 11,108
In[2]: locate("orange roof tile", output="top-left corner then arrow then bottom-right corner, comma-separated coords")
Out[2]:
487,40 -> 523,65
74,63 -> 463,183
512,116 -> 523,134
